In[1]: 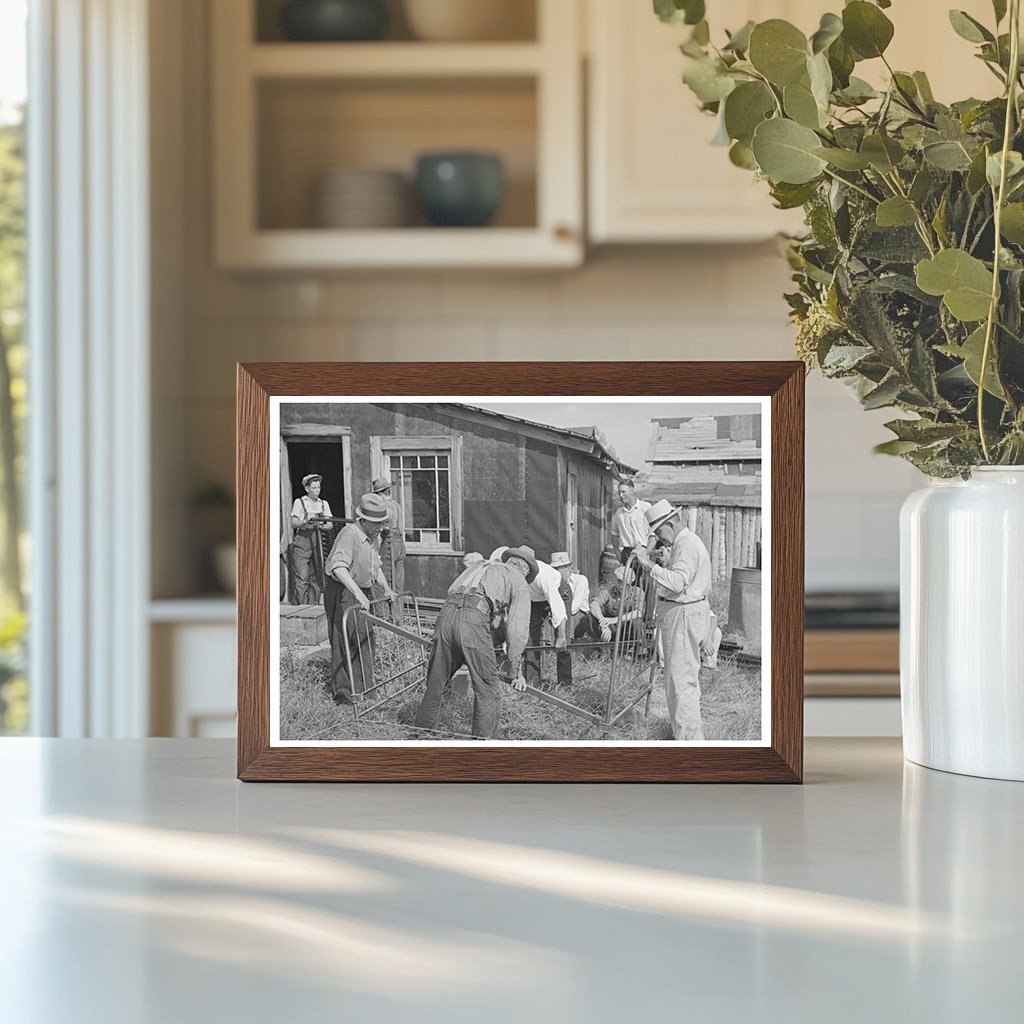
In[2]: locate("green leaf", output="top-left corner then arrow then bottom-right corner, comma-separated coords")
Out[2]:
653,0 -> 705,26
860,133 -> 904,173
884,418 -> 963,443
842,1 -> 895,59
876,196 -> 918,228
993,0 -> 1008,24
862,374 -> 903,409
948,10 -> 994,44
784,80 -> 824,129
923,140 -> 972,171
915,249 -> 994,321
837,76 -> 879,104
723,81 -> 775,144
932,190 -> 950,247
874,439 -> 922,455
827,35 -> 855,88
692,19 -> 710,45
808,51 -> 833,108
729,140 -> 757,169
748,20 -> 809,87
810,12 -> 843,54
682,57 -> 736,104
724,20 -> 755,53
913,71 -> 935,104
986,150 -> 1024,191
939,325 -> 1006,398
770,180 -> 820,209
967,144 -> 991,194
814,146 -> 872,170
751,118 -> 828,184
1000,203 -> 1024,245
909,164 -> 933,205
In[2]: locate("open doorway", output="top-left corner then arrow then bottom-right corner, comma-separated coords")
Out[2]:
286,440 -> 347,518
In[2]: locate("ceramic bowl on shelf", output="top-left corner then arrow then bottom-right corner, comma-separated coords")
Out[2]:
414,152 -> 504,227
315,167 -> 407,228
280,0 -> 388,42
403,0 -> 534,42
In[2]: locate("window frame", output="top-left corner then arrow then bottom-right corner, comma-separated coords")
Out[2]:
369,435 -> 463,555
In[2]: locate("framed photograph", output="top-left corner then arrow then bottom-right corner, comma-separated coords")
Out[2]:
237,362 -> 803,782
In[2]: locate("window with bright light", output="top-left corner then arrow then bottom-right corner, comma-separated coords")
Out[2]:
0,0 -> 27,734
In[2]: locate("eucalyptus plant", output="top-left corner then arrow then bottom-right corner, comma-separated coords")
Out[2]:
657,0 -> 1024,475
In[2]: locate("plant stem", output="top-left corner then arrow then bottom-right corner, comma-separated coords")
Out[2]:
979,0 -> 1021,462
822,167 -> 880,205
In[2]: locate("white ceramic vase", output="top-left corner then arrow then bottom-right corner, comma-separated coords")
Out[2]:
900,467 -> 1024,780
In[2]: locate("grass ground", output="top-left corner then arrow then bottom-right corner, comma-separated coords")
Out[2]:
279,629 -> 762,742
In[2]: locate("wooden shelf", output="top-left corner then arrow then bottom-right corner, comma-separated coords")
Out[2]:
249,42 -> 544,78
217,226 -> 580,270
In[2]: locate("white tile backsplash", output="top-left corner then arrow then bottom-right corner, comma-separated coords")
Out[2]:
181,249 -> 919,592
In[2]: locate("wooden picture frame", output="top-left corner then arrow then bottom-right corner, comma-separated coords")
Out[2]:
238,362 -> 804,782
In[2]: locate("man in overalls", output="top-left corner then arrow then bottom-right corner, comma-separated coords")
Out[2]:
413,546 -> 535,738
289,473 -> 334,604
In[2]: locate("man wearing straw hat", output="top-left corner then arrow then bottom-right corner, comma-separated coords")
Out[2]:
322,492 -> 397,705
413,546 -> 534,738
371,475 -> 405,596
633,499 -> 712,741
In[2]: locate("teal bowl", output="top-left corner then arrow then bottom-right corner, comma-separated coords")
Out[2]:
281,0 -> 388,42
415,152 -> 505,228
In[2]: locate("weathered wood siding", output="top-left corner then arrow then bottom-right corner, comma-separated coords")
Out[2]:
678,498 -> 762,587
279,402 -> 616,599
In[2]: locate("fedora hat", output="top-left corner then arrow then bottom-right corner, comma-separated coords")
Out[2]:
501,545 -> 539,583
371,476 -> 392,493
549,551 -> 572,569
301,473 -> 322,487
355,492 -> 389,523
645,499 -> 680,531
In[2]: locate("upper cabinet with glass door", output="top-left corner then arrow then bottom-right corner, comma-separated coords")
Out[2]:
211,0 -> 584,268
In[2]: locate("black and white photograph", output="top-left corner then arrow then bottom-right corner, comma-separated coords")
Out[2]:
270,396 -> 770,745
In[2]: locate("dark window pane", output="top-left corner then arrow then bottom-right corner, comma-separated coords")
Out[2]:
390,455 -> 401,470
437,470 -> 450,528
411,470 -> 438,529
439,530 -> 450,543
437,454 -> 448,467
420,455 -> 435,468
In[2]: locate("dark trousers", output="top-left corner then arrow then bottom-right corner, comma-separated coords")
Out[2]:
414,596 -> 500,738
323,577 -> 375,701
289,530 -> 321,605
524,601 -> 573,689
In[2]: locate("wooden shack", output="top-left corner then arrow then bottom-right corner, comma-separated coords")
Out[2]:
279,402 -> 634,600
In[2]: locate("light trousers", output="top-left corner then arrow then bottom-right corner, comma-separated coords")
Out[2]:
658,599 -> 709,740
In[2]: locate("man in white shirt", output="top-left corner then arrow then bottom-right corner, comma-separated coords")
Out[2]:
634,499 -> 712,741
514,545 -> 569,689
289,473 -> 334,604
550,551 -> 591,682
611,480 -> 653,577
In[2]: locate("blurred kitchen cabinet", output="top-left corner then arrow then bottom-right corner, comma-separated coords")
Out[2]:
586,0 -> 996,244
150,601 -> 237,738
587,0 -> 811,243
212,0 -> 583,268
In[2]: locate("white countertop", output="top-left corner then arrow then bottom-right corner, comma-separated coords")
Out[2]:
1,738 -> 1020,1023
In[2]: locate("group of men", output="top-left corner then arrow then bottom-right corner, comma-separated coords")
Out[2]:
307,473 -> 718,743
412,479 -> 719,742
